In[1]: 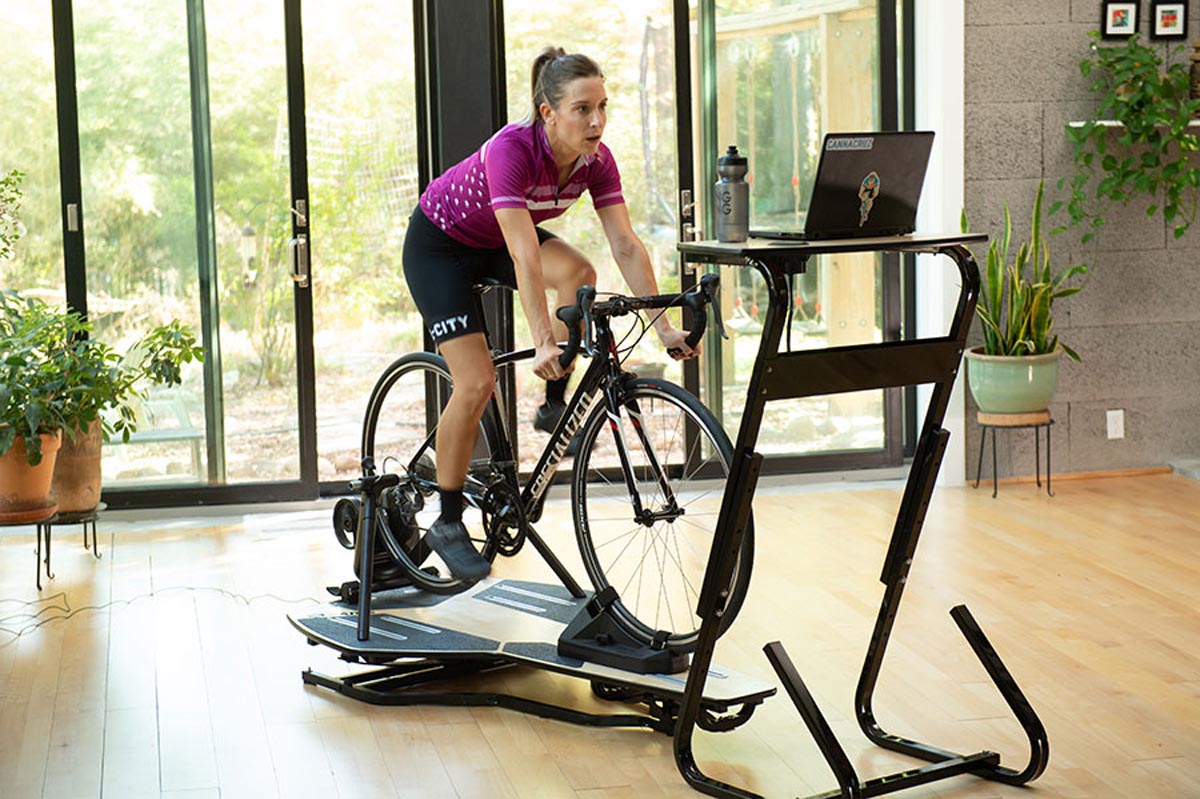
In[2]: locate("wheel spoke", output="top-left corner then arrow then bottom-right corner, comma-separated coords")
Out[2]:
362,354 -> 496,594
574,381 -> 750,649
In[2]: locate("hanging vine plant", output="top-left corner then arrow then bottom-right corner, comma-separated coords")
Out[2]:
1062,32 -> 1200,243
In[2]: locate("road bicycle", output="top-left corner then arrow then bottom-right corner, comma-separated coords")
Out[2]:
334,272 -> 753,653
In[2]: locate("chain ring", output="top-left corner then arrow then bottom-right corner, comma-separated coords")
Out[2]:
484,481 -> 527,556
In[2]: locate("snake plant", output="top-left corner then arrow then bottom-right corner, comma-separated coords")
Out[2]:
963,180 -> 1086,361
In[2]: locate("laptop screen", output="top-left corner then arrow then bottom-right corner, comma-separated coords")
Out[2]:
805,131 -> 934,239
752,131 -> 934,241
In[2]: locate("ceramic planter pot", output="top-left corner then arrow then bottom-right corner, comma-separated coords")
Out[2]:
51,419 -> 103,514
965,349 -> 1061,414
0,430 -> 62,523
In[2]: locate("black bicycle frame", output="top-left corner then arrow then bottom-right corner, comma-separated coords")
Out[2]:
483,314 -> 675,600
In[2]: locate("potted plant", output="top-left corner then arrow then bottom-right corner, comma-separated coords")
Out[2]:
961,180 -> 1087,414
0,291 -> 73,522
51,315 -> 203,513
1064,32 -> 1200,243
1,167 -> 203,514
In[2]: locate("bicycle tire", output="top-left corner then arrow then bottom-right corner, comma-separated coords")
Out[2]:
361,352 -> 499,594
571,376 -> 753,651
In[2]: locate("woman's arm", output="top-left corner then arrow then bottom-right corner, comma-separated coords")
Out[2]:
596,203 -> 698,358
494,206 -> 566,380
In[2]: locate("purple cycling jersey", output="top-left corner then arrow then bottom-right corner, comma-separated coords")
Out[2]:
419,122 -> 625,249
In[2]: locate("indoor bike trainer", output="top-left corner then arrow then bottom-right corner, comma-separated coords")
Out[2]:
290,275 -> 775,736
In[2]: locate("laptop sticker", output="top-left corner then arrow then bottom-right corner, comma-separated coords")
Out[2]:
826,136 -> 875,151
858,171 -> 880,227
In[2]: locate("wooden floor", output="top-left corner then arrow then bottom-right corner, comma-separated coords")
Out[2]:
1,473 -> 1198,799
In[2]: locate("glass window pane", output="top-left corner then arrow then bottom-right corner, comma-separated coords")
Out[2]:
303,1 -> 420,482
699,0 -> 888,457
207,0 -> 298,484
503,3 -> 683,470
0,5 -> 64,296
75,1 -> 213,485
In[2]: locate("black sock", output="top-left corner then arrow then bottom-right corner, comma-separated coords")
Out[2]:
546,376 -> 568,406
438,487 -> 464,523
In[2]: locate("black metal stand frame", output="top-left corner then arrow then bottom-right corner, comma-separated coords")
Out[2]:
18,504 -> 105,591
974,417 -> 1054,498
673,235 -> 1050,799
301,659 -> 702,736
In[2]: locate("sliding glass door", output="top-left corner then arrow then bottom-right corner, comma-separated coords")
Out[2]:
21,0 -> 908,505
71,0 -> 303,492
53,0 -> 422,501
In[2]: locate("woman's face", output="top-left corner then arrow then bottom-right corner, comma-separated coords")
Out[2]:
542,76 -> 607,160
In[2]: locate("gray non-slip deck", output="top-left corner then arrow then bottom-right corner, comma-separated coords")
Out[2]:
290,577 -> 774,704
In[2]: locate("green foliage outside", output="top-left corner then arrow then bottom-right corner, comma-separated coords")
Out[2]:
1,0 -> 893,478
0,169 -> 26,263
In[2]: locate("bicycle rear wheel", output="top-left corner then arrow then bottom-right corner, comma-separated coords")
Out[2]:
571,377 -> 753,651
362,352 -> 498,593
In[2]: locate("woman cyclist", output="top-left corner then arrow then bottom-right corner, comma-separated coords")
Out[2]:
402,46 -> 698,580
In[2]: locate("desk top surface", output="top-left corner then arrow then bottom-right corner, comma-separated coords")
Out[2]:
678,232 -> 987,259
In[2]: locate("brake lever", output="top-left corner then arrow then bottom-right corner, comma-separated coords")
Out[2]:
581,288 -> 597,357
701,274 -> 729,340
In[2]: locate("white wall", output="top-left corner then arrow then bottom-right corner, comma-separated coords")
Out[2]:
914,0 -> 966,484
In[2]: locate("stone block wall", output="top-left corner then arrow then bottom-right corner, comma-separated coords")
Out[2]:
963,0 -> 1200,478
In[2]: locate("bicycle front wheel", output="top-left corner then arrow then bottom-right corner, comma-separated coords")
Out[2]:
571,377 -> 753,651
362,352 -> 498,593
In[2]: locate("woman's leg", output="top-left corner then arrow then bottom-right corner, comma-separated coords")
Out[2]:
534,239 -> 596,433
434,332 -> 495,489
426,331 -> 494,580
539,238 -> 596,346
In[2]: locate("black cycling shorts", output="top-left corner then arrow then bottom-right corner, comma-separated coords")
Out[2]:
402,205 -> 556,346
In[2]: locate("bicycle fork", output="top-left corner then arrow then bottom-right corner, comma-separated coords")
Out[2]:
602,378 -> 681,524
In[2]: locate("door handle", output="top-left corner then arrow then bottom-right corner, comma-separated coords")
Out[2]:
290,234 -> 310,288
680,189 -> 697,244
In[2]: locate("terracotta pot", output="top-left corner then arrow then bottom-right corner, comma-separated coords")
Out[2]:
51,419 -> 103,514
0,431 -> 62,523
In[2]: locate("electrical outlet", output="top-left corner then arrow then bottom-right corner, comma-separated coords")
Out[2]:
1106,409 -> 1125,440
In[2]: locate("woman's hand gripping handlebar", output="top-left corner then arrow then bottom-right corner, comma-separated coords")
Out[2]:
554,272 -> 726,370
554,285 -> 594,370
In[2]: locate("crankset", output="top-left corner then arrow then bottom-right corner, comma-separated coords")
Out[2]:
484,481 -> 527,556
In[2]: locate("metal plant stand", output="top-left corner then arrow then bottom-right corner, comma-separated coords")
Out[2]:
673,234 -> 1049,799
32,503 -> 106,590
974,411 -> 1055,498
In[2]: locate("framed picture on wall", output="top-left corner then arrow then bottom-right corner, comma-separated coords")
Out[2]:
1150,1 -> 1188,38
1101,1 -> 1140,38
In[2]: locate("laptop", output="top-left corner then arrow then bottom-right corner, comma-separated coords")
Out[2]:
750,130 -> 934,241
